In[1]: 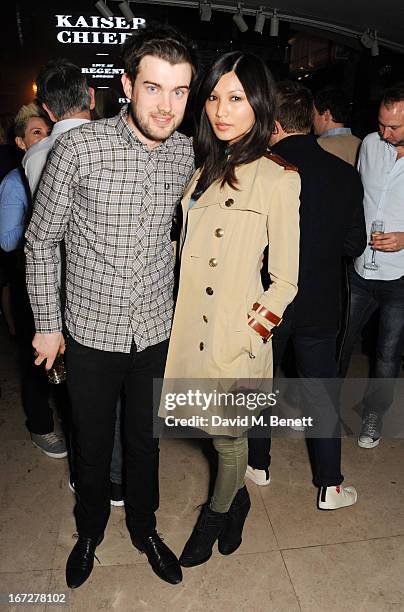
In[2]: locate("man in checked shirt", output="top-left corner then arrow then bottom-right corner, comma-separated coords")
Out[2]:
25,25 -> 198,588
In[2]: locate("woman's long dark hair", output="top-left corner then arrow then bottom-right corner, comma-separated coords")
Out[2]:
194,51 -> 277,195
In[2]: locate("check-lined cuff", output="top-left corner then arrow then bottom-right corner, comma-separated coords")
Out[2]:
247,302 -> 283,342
252,302 -> 282,326
247,314 -> 273,343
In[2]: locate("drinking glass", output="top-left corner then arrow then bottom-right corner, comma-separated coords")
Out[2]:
364,220 -> 385,271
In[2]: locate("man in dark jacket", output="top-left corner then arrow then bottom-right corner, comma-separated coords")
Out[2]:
247,82 -> 366,510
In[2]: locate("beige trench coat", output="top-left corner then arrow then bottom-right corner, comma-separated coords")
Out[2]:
160,154 -> 301,436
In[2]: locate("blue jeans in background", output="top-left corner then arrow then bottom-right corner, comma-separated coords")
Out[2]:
339,266 -> 404,417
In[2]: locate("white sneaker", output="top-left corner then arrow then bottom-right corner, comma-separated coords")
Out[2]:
318,485 -> 358,510
358,434 -> 381,449
245,465 -> 271,486
68,478 -> 124,507
358,412 -> 382,449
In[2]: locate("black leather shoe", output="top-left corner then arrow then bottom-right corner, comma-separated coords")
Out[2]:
180,505 -> 227,568
66,534 -> 103,589
218,485 -> 251,555
131,531 -> 182,585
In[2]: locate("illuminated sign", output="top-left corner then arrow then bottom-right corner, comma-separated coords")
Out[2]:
82,63 -> 125,78
55,14 -> 146,44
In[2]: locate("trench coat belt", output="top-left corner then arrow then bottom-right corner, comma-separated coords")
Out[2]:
247,315 -> 272,343
252,303 -> 282,326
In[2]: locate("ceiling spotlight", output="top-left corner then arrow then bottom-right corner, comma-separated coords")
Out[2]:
95,0 -> 114,19
270,9 -> 279,37
361,28 -> 375,49
254,9 -> 266,34
200,2 -> 212,22
119,1 -> 135,22
233,5 -> 248,33
360,28 -> 379,55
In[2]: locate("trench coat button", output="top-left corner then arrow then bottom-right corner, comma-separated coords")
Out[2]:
215,228 -> 224,237
209,258 -> 218,267
206,287 -> 214,295
203,315 -> 208,323
199,342 -> 204,350
225,198 -> 234,207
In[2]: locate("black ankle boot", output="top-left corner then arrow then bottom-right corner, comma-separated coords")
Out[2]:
179,505 -> 227,568
218,486 -> 251,555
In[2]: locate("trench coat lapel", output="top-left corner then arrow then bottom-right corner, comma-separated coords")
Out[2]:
180,170 -> 220,215
182,162 -> 267,216
179,170 -> 221,247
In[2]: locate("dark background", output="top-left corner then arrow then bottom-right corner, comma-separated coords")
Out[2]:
1,0 -> 404,137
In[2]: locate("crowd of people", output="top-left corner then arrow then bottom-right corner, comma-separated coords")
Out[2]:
0,23 -> 403,590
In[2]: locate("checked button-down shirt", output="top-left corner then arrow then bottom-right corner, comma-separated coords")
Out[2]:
25,106 -> 195,353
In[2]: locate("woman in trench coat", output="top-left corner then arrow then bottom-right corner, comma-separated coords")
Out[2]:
163,51 -> 301,567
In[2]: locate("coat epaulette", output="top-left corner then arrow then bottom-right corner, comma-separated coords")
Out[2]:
265,150 -> 299,172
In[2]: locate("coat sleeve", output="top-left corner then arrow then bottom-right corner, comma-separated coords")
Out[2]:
248,170 -> 301,331
343,173 -> 366,258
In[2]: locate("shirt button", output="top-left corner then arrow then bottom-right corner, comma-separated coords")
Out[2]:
215,228 -> 224,237
225,198 -> 234,207
206,287 -> 214,295
199,342 -> 204,350
209,258 -> 218,267
203,315 -> 208,323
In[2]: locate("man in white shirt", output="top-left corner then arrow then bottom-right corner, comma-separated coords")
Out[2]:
22,60 -> 94,459
340,83 -> 404,448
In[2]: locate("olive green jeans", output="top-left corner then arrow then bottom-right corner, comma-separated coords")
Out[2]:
210,437 -> 248,513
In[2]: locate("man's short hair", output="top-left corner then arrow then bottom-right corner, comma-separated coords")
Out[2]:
276,81 -> 314,134
313,86 -> 351,125
382,82 -> 404,107
14,102 -> 51,138
35,59 -> 91,121
121,23 -> 198,84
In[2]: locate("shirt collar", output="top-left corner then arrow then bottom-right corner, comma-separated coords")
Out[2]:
320,127 -> 352,138
115,104 -> 183,151
52,118 -> 91,135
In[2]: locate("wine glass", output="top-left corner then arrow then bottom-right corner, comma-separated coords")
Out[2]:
364,220 -> 385,271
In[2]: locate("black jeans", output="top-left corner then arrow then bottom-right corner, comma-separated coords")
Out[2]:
11,270 -> 60,434
65,335 -> 168,539
248,306 -> 343,488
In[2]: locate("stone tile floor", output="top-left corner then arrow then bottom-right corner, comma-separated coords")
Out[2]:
0,319 -> 403,612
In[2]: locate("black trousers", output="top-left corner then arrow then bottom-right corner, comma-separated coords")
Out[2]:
65,335 -> 168,539
11,270 -> 60,434
248,306 -> 343,488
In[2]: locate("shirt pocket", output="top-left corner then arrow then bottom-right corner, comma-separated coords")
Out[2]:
81,169 -> 142,219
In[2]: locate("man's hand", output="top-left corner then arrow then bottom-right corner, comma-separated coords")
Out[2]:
371,231 -> 404,252
32,332 -> 65,370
